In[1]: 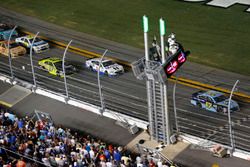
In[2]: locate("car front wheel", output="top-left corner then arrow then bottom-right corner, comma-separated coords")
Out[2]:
217,106 -> 223,113
196,102 -> 202,109
57,71 -> 63,77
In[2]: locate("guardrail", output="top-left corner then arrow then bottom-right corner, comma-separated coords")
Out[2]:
1,144 -> 49,166
18,28 -> 250,103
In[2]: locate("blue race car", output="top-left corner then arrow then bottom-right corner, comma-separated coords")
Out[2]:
191,90 -> 240,113
0,24 -> 18,41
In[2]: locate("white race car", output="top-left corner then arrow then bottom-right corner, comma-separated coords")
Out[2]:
85,58 -> 124,76
15,35 -> 49,53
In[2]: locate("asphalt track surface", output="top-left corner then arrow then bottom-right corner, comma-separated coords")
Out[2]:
1,81 -> 250,167
1,7 -> 250,153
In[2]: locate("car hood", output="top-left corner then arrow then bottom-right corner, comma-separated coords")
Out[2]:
57,65 -> 75,72
217,99 -> 238,108
33,40 -> 48,46
106,64 -> 123,71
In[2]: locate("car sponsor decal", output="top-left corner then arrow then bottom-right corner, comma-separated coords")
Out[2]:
205,102 -> 212,108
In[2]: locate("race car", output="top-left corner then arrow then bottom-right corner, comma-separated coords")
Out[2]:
190,90 -> 240,113
38,57 -> 76,77
0,41 -> 26,58
0,23 -> 18,41
15,35 -> 49,53
85,58 -> 124,76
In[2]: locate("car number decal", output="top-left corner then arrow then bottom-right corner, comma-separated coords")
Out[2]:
205,102 -> 212,108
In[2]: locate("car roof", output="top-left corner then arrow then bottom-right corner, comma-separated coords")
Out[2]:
43,57 -> 62,63
90,58 -> 112,63
202,90 -> 224,98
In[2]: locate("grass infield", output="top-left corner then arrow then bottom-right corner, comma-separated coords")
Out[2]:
1,0 -> 250,75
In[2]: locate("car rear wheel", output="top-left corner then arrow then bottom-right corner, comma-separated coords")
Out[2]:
32,48 -> 36,53
105,71 -> 108,75
89,66 -> 93,71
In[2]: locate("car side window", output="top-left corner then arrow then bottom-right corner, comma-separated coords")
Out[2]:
25,39 -> 29,44
206,97 -> 213,103
48,62 -> 53,67
93,61 -> 99,65
199,95 -> 206,101
44,61 -> 51,65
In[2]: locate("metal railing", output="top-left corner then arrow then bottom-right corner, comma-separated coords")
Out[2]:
0,145 -> 50,166
136,143 -> 177,166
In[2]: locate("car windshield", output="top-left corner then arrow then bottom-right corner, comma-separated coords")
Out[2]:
54,61 -> 71,69
102,60 -> 114,67
29,38 -> 42,43
213,95 -> 228,103
0,31 -> 18,40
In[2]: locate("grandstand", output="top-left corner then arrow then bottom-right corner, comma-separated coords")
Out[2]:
0,105 -> 176,167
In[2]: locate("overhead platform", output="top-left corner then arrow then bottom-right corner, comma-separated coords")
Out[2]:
0,85 -> 31,108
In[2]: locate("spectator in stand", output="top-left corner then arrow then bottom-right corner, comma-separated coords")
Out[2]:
17,118 -> 24,129
1,109 -> 175,167
113,147 -> 122,165
121,153 -> 132,166
136,155 -> 142,164
42,153 -> 51,166
137,161 -> 143,167
162,161 -> 170,167
104,147 -> 111,161
16,157 -> 26,167
4,112 -> 15,123
0,156 -> 4,166
157,160 -> 163,167
106,159 -> 113,167
149,159 -> 156,167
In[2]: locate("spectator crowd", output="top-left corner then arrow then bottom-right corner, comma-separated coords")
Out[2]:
0,108 -> 176,167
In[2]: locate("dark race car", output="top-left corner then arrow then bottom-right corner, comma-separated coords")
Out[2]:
191,90 -> 240,113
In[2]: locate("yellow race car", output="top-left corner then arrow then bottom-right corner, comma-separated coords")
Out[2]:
38,57 -> 76,77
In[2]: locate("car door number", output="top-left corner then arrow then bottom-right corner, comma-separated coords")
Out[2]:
205,102 -> 212,108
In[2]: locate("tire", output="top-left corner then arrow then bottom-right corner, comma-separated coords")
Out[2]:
196,102 -> 202,109
56,71 -> 61,77
89,66 -> 93,71
217,106 -> 223,113
105,71 -> 108,76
